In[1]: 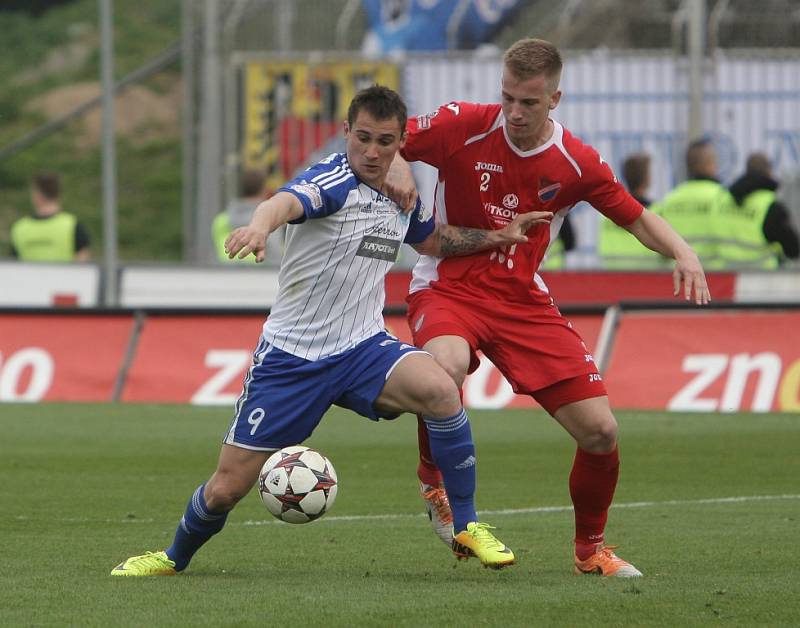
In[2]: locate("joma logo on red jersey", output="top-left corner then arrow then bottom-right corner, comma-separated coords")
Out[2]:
474,161 -> 504,173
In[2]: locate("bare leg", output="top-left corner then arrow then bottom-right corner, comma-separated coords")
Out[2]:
166,444 -> 271,571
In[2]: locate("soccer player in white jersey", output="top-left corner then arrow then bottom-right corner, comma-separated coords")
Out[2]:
111,85 -> 553,577
388,39 -> 712,577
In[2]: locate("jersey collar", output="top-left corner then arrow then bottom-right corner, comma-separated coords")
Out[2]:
500,115 -> 561,158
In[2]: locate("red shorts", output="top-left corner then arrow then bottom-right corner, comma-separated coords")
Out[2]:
406,289 -> 607,412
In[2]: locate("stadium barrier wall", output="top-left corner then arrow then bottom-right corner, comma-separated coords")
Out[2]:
1,306 -> 798,412
0,262 -> 100,307
6,262 -> 800,309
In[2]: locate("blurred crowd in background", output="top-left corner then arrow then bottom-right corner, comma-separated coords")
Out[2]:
1,0 -> 798,271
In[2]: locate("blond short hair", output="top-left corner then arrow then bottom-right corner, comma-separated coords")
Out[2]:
503,38 -> 562,87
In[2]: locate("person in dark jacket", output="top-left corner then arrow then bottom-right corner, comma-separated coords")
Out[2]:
727,153 -> 799,267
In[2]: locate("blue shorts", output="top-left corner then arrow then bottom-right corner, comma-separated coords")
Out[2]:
223,331 -> 428,451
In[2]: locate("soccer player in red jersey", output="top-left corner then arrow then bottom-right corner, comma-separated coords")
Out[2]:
391,38 -> 711,577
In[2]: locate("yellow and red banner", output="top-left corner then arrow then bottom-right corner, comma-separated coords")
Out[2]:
243,60 -> 398,191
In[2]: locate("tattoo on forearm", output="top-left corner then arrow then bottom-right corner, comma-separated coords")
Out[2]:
439,225 -> 491,256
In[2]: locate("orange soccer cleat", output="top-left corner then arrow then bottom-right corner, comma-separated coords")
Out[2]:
574,545 -> 642,577
420,482 -> 454,546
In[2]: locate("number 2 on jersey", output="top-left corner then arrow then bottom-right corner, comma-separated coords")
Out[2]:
479,172 -> 490,191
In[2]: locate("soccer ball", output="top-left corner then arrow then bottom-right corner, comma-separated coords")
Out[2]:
258,445 -> 338,523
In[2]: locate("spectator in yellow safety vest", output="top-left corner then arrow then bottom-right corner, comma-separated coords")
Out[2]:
211,169 -> 283,265
655,139 -> 735,270
725,153 -> 799,268
597,153 -> 662,269
10,172 -> 91,262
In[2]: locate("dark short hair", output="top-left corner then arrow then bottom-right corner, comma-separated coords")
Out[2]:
685,138 -> 715,178
32,171 -> 60,200
239,168 -> 266,197
347,84 -> 407,133
622,153 -> 650,190
745,152 -> 772,178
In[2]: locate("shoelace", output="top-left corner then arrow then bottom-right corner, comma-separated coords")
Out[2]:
138,551 -> 173,567
470,523 -> 504,549
593,545 -> 623,562
424,489 -> 453,522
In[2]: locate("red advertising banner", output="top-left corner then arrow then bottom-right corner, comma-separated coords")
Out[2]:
11,309 -> 793,412
605,311 -> 800,412
0,314 -> 134,401
121,315 -> 264,404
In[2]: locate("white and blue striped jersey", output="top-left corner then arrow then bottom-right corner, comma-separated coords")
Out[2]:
263,152 -> 434,361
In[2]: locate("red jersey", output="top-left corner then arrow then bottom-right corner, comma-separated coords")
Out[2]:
401,102 -> 643,305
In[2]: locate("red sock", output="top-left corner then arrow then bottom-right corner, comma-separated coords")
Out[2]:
570,446 -> 619,560
416,414 -> 443,487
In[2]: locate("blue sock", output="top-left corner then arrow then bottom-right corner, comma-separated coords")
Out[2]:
423,408 -> 478,533
165,484 -> 228,571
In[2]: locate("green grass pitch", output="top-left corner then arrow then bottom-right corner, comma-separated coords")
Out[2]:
1,404 -> 798,627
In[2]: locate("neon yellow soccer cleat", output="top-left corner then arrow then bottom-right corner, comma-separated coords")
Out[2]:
110,551 -> 177,577
452,522 -> 515,569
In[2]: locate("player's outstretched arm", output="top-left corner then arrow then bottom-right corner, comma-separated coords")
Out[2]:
624,209 -> 711,305
412,210 -> 552,257
383,153 -> 418,213
224,192 -> 304,263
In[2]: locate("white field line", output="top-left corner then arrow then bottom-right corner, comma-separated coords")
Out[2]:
240,493 -> 800,527
10,494 -> 799,526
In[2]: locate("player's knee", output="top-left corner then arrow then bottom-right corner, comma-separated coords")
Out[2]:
417,375 -> 462,418
582,419 -> 618,453
439,360 -> 467,388
426,350 -> 468,388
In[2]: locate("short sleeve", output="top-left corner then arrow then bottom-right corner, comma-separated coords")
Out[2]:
278,154 -> 353,222
581,147 -> 643,227
74,221 -> 90,252
402,102 -> 501,169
